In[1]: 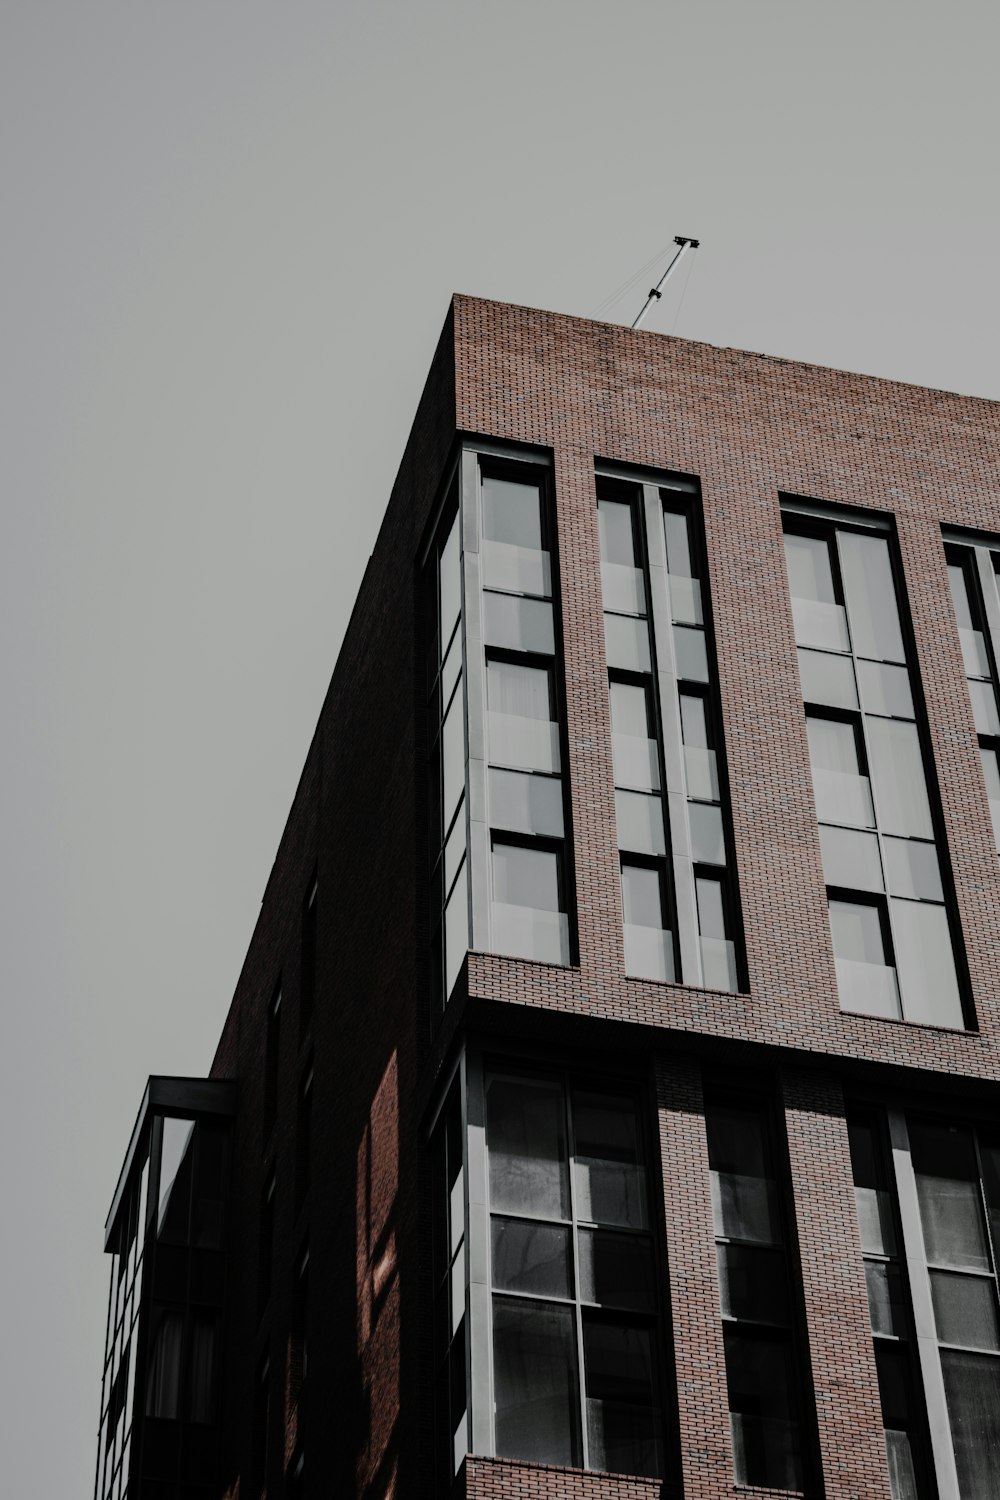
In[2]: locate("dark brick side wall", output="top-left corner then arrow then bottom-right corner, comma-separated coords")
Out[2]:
456,294 -> 1000,1082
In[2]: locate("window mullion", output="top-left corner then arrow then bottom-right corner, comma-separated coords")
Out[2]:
641,482 -> 700,984
886,1108 -> 963,1500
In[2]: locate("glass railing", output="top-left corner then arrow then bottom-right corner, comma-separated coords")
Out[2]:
811,767 -> 876,829
482,540 -> 552,599
700,936 -> 738,993
491,903 -> 570,965
667,572 -> 703,626
487,712 -> 561,774
791,596 -> 851,653
612,733 -> 661,792
835,958 -> 901,1020
604,614 -> 652,673
624,923 -> 675,982
601,561 -> 646,617
615,790 -> 667,857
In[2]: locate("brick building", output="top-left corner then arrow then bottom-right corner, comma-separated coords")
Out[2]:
96,296 -> 1000,1500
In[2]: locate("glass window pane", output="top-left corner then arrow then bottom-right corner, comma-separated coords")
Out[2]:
891,899 -> 963,1029
487,1076 -> 570,1220
807,715 -> 861,775
483,539 -> 551,599
482,474 -> 543,551
839,531 -> 905,663
858,659 -> 914,719
784,532 -> 838,604
572,1092 -> 647,1230
930,1271 -> 1000,1351
912,1123 -> 990,1270
663,508 -> 694,578
724,1328 -> 803,1490
717,1243 -> 789,1325
707,1106 -> 779,1245
797,648 -> 859,711
940,1350 -> 1000,1500
145,1307 -> 184,1418
157,1119 -> 196,1240
674,625 -> 709,682
847,1119 -> 898,1256
829,899 -> 887,965
884,839 -> 942,901
601,560 -> 646,616
605,613 -> 652,672
949,562 -> 976,632
487,660 -> 553,720
444,867 -> 469,999
616,790 -> 666,856
690,802 -> 725,865
867,717 -> 933,839
696,877 -> 727,941
981,745 -> 1000,801
442,681 -> 466,831
598,499 -> 638,568
819,826 -> 884,892
609,680 -> 652,737
969,679 -> 1000,737
864,1261 -> 908,1338
583,1319 -> 661,1478
491,1218 -> 573,1299
492,1297 -> 581,1466
579,1230 -> 656,1312
489,769 -> 564,838
484,593 -> 555,655
439,513 -> 462,653
680,691 -> 710,747
493,842 -> 562,912
621,864 -> 664,929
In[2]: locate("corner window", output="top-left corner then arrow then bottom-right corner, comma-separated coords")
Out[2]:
944,539 -> 1000,853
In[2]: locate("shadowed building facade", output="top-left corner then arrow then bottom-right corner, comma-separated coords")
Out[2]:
96,296 -> 1000,1500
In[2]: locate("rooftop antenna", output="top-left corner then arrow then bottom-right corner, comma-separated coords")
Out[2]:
631,236 -> 700,329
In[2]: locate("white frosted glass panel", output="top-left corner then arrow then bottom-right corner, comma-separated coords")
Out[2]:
598,498 -> 638,568
797,648 -> 858,710
444,804 -> 466,894
612,734 -> 660,792
442,681 -> 466,829
883,838 -> 942,901
604,614 -> 651,672
601,561 -> 646,616
488,712 -> 561,774
835,958 -> 901,1019
615,791 -> 666,856
858,659 -> 914,719
491,903 -> 570,964
970,678 -> 1000,737
684,744 -> 719,800
483,474 -> 543,549
444,868 -> 469,999
484,593 -> 555,654
867,717 -> 933,839
439,513 -> 462,652
892,900 -> 964,1029
482,540 -> 551,598
839,531 -> 905,663
489,769 -> 564,838
701,936 -> 738,992
624,924 -> 675,982
819,825 -> 884,892
440,631 -> 461,715
667,573 -> 703,625
812,767 -> 876,828
791,596 -> 851,652
690,802 -> 725,865
674,625 -> 709,682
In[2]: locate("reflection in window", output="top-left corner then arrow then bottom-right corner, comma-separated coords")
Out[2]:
785,510 -> 966,1029
706,1099 -> 804,1491
486,1073 -> 662,1477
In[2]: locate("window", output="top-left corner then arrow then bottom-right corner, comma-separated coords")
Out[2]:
263,983 -> 281,1141
706,1098 -> 806,1490
295,1065 -> 313,1212
253,1355 -> 270,1498
784,507 -> 966,1029
431,1086 -> 467,1486
300,876 -> 318,1035
944,539 -> 1000,853
485,1071 -> 663,1477
258,1172 -> 276,1316
491,837 -> 568,965
847,1113 -> 932,1499
597,472 -> 742,990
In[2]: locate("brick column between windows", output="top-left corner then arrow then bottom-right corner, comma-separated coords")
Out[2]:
654,1052 -> 733,1499
780,1068 -> 892,1500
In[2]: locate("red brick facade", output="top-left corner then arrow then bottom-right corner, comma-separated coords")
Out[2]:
202,297 -> 1000,1500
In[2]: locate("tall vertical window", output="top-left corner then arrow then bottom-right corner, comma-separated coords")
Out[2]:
784,507 -> 966,1029
847,1112 -> 932,1499
706,1097 -> 806,1490
944,538 -> 1000,853
263,983 -> 281,1141
427,485 -> 469,1010
295,1064 -> 313,1211
597,472 -> 741,990
431,1085 -> 467,1486
258,1171 -> 276,1316
300,875 -> 318,1036
485,1071 -> 662,1477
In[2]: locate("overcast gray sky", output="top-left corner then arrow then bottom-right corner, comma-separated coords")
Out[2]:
3,1 -> 999,1492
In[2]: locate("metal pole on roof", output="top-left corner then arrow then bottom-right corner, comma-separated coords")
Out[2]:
631,236 -> 700,329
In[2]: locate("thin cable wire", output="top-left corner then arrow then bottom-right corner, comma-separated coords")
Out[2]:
591,243 -> 672,319
669,250 -> 697,336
